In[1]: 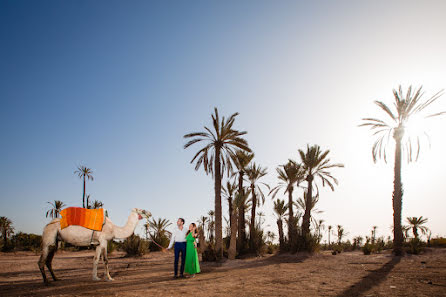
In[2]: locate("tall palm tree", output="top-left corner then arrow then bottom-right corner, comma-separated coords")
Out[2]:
270,160 -> 305,246
327,225 -> 332,246
296,192 -> 323,228
371,226 -> 378,244
143,221 -> 150,239
184,108 -> 251,259
199,216 -> 208,240
0,217 -> 14,252
315,219 -> 325,243
207,210 -> 215,243
232,149 -> 254,251
228,190 -> 248,259
299,144 -> 344,238
245,163 -> 268,250
360,85 -> 444,254
74,165 -> 94,208
273,199 -> 287,251
45,200 -> 66,219
336,225 -> 345,245
406,216 -> 429,239
222,180 -> 237,232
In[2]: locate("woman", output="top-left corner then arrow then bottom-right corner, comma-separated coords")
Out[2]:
184,223 -> 201,277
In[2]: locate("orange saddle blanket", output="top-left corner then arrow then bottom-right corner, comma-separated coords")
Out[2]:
60,207 -> 105,231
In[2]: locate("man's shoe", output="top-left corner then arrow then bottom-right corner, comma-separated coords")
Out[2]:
173,276 -> 178,279
180,274 -> 185,278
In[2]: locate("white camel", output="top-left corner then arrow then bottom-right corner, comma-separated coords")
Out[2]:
38,208 -> 151,284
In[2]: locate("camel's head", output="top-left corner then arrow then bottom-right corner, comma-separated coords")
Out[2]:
133,208 -> 151,220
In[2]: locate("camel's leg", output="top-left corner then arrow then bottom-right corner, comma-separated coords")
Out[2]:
102,243 -> 113,281
38,223 -> 58,285
92,245 -> 102,281
46,244 -> 59,281
38,246 -> 49,285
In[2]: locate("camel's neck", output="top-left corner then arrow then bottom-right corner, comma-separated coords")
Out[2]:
113,212 -> 140,239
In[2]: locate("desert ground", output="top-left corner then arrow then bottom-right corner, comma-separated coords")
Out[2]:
1,248 -> 445,297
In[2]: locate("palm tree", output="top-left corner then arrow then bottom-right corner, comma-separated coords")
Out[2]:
315,219 -> 325,243
406,216 -> 429,239
299,144 -> 344,238
327,225 -> 332,246
0,217 -> 14,252
74,165 -> 94,208
360,85 -> 444,254
149,218 -> 172,240
148,218 -> 172,250
222,180 -> 237,233
270,160 -> 305,246
296,192 -> 323,229
266,231 -> 276,244
232,149 -> 254,251
336,225 -> 345,245
91,200 -> 104,209
371,226 -> 378,244
353,236 -> 363,249
245,163 -> 268,250
184,108 -> 251,259
228,190 -> 248,259
207,210 -> 215,243
45,200 -> 66,218
199,216 -> 208,240
143,221 -> 150,239
273,199 -> 287,251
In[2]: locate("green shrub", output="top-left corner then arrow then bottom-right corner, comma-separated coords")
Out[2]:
148,234 -> 170,252
11,232 -> 42,252
362,242 -> 373,255
121,234 -> 148,257
107,240 -> 116,254
406,238 -> 425,254
430,237 -> 446,248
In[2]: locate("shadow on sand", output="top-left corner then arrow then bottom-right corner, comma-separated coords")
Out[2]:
337,256 -> 401,297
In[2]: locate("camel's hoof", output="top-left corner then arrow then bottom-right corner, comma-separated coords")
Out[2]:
92,277 -> 101,281
106,277 -> 114,282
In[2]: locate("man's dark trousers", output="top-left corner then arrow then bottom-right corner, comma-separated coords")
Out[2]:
174,242 -> 186,276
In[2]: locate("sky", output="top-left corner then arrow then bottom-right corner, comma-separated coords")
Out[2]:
1,0 -> 446,243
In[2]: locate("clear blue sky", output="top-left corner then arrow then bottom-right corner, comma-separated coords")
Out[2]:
1,0 -> 446,241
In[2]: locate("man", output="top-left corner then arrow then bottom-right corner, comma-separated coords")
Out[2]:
167,218 -> 188,278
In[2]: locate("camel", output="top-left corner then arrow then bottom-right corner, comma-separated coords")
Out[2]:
38,208 -> 151,284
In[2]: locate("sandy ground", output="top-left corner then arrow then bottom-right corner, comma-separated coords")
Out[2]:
0,248 -> 445,297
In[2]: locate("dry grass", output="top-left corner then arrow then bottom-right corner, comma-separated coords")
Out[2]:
1,248 -> 445,296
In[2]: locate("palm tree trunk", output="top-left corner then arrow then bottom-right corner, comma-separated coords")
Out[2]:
392,133 -> 404,255
2,232 -> 7,251
302,175 -> 313,238
287,186 -> 294,246
237,172 -> 245,252
249,184 -> 256,251
214,146 -> 223,260
82,175 -> 86,208
277,219 -> 284,251
228,209 -> 238,260
228,196 -> 233,233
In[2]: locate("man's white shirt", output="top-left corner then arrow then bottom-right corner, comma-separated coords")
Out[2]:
168,226 -> 188,249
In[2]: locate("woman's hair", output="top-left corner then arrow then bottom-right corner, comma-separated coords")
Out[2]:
186,223 -> 197,237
